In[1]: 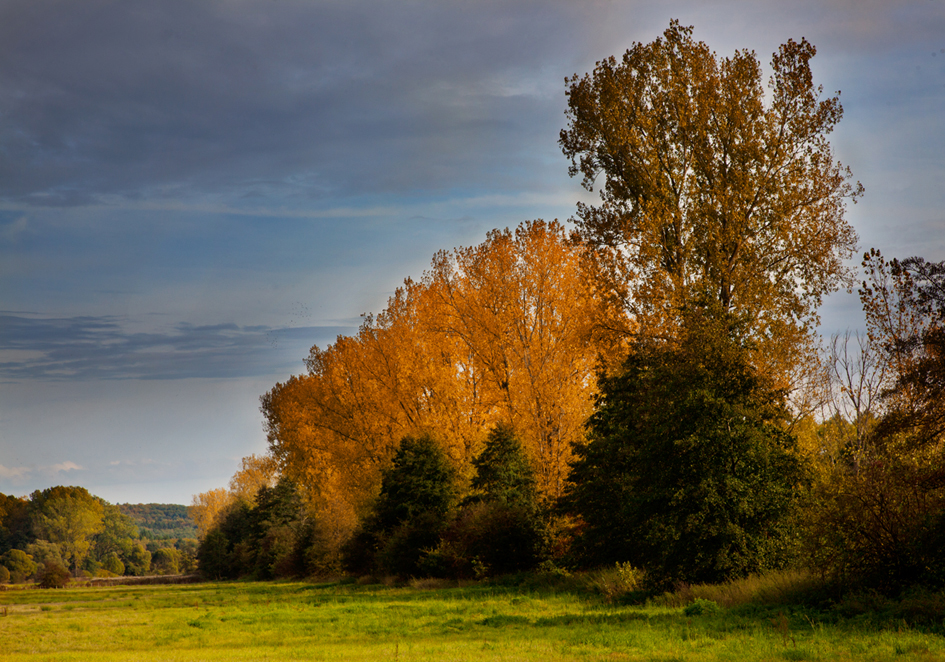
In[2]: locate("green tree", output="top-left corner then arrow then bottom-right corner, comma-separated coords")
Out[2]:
0,493 -> 30,553
347,434 -> 459,576
564,313 -> 808,586
436,423 -> 546,577
151,547 -> 181,575
373,434 -> 459,534
101,551 -> 125,576
249,478 -> 305,579
0,548 -> 37,583
559,21 -> 860,388
124,541 -> 152,576
29,486 -> 105,574
89,502 -> 140,570
471,423 -> 539,509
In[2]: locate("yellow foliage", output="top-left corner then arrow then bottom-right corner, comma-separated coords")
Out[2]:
189,488 -> 234,539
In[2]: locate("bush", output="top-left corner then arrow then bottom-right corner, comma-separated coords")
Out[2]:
807,459 -> 945,592
433,501 -> 544,578
102,552 -> 125,576
587,562 -> 645,603
684,598 -> 722,616
37,562 -> 71,588
0,564 -> 9,583
1,549 -> 37,582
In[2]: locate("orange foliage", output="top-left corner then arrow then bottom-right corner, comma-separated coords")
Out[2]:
262,220 -> 617,525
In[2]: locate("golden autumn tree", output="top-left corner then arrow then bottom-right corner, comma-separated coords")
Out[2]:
559,21 -> 861,390
189,488 -> 234,539
261,220 -> 611,538
228,454 -> 279,503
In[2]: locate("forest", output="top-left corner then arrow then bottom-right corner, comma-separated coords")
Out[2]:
3,23 -> 943,602
0,488 -> 198,585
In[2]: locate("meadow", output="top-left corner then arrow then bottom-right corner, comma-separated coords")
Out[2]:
1,577 -> 943,661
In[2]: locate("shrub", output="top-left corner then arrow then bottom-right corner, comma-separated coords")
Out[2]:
587,562 -> 645,603
102,551 -> 125,576
435,501 -> 544,578
37,562 -> 71,588
684,598 -> 722,616
807,459 -> 945,592
1,549 -> 37,582
0,564 -> 9,583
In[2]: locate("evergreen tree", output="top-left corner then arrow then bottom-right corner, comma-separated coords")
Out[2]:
347,434 -> 458,576
564,313 -> 808,586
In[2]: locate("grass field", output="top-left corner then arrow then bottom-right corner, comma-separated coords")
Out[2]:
1,578 -> 943,661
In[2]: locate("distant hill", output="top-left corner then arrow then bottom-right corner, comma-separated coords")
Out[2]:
118,503 -> 197,540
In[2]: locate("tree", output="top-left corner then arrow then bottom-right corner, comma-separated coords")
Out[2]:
439,423 -> 546,577
229,454 -> 279,503
806,252 -> 945,591
263,220 -> 609,548
29,486 -> 105,574
347,434 -> 459,576
861,251 -> 945,447
124,541 -> 152,576
190,488 -> 235,539
151,547 -> 181,575
559,21 -> 861,389
89,502 -> 141,571
0,493 -> 30,553
822,330 -> 888,469
0,548 -> 37,583
470,423 -> 539,509
563,312 -> 808,586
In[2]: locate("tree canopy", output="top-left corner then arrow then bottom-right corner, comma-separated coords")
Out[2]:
560,21 -> 861,387
262,220 -> 611,543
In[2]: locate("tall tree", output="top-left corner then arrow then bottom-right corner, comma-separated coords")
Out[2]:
560,21 -> 861,388
29,486 -> 105,574
262,220 -> 609,538
190,488 -> 234,539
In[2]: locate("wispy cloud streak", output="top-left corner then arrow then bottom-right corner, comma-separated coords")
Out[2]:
0,313 -> 351,381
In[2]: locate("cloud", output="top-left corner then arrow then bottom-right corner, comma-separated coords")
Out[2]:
49,461 -> 83,473
0,0 -> 589,209
0,313 -> 353,381
0,464 -> 30,480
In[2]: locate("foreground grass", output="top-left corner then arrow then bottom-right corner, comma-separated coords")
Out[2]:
1,578 -> 943,661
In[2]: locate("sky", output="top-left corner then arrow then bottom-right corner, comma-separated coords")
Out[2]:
1,0 -> 943,505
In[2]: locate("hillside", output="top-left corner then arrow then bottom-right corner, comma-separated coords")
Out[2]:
118,503 -> 197,540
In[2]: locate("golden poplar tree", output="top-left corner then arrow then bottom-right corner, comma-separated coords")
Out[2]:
261,220 -> 609,535
559,21 -> 861,389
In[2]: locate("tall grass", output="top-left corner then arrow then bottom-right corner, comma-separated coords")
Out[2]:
651,568 -> 826,608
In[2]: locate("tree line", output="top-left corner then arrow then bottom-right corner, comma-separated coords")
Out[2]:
190,21 -> 940,592
0,487 -> 198,586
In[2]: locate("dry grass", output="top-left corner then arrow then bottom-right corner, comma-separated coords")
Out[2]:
651,568 -> 823,608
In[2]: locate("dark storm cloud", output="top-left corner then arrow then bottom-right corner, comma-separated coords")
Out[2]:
0,0 -> 586,208
0,313 -> 351,380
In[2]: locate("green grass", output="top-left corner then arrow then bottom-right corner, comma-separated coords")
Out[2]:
1,578 -> 943,661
